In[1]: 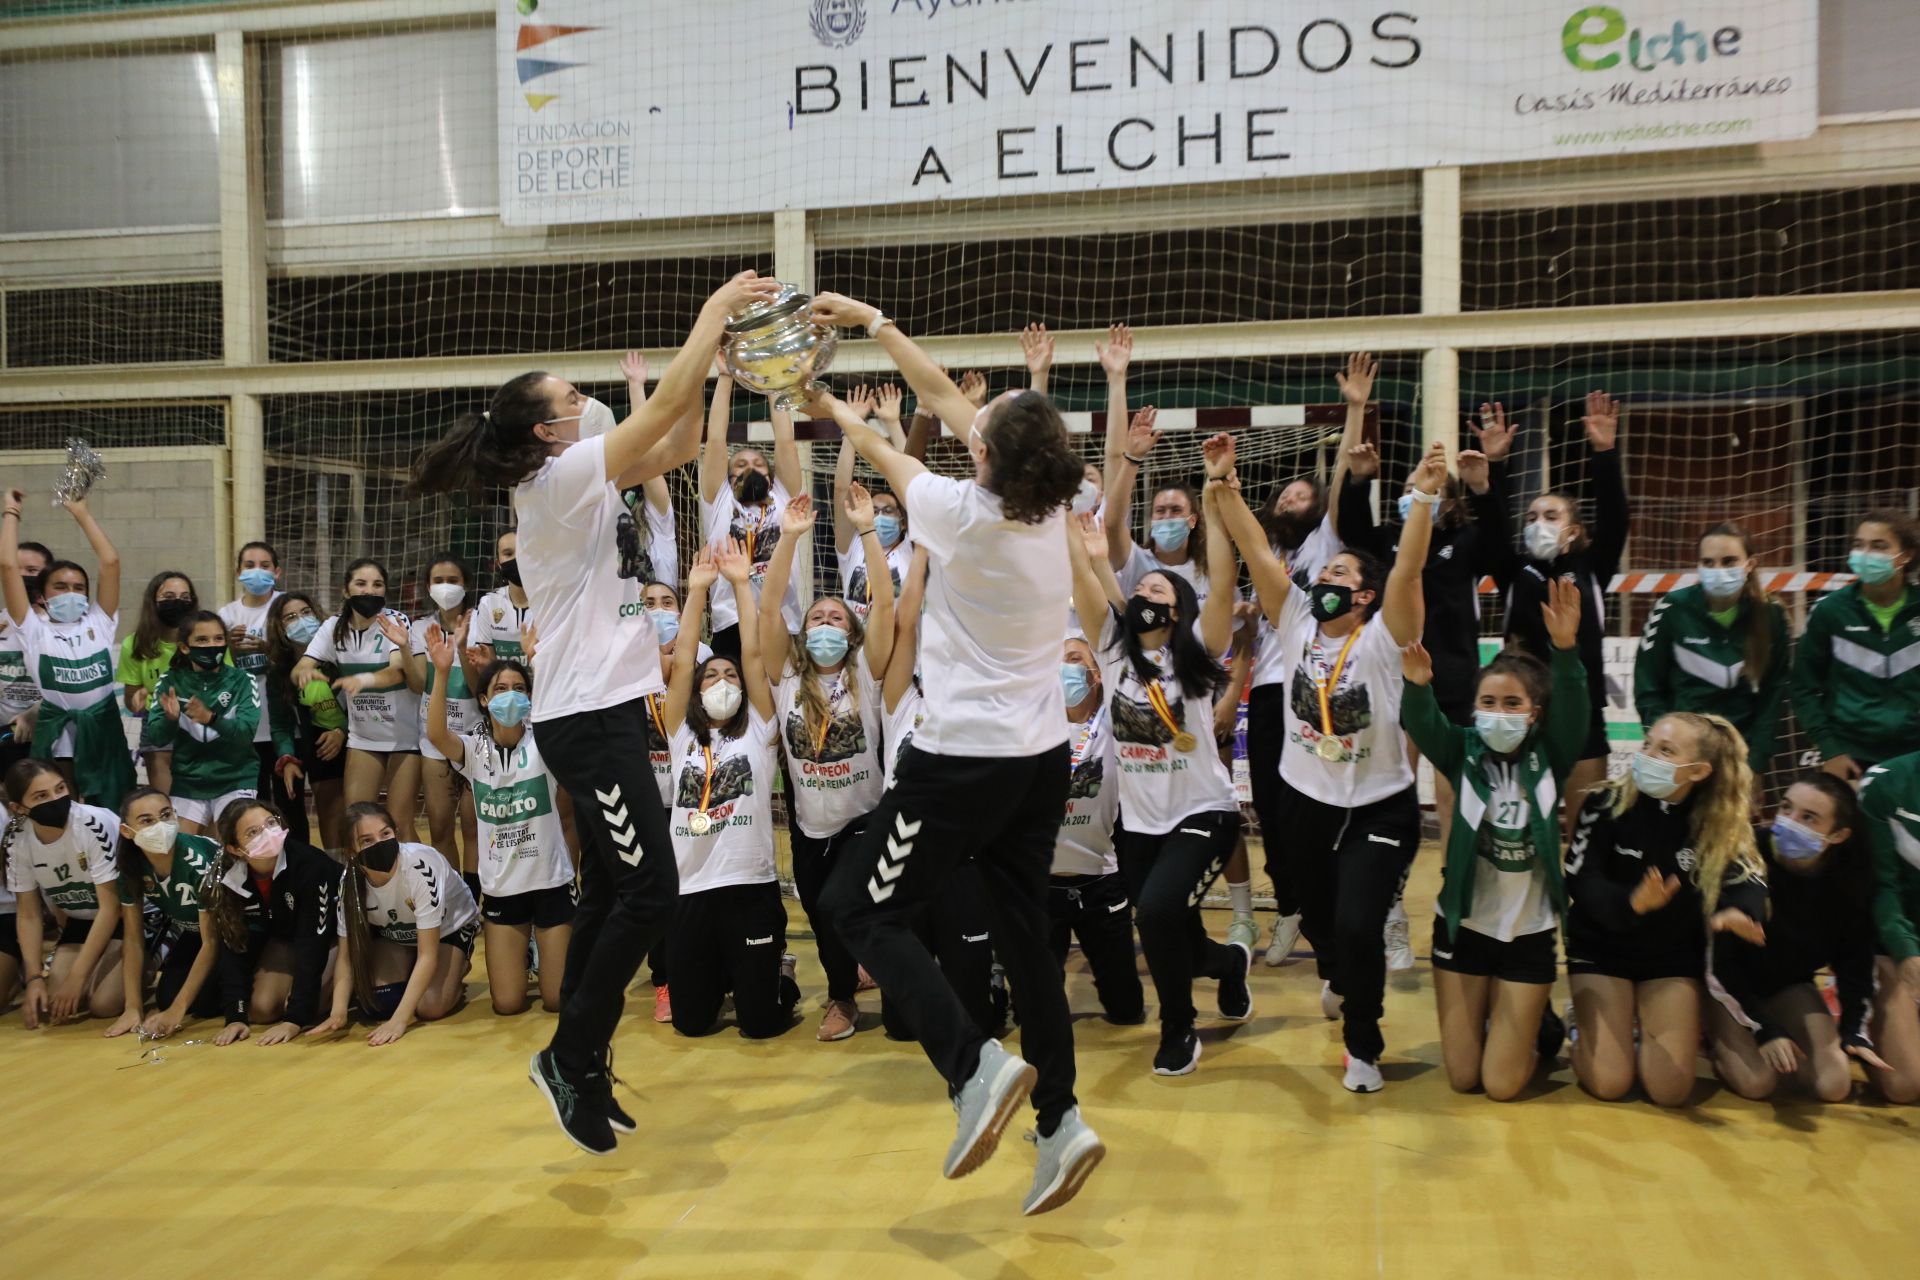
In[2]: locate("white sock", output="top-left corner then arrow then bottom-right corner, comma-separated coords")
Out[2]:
1228,880 -> 1253,917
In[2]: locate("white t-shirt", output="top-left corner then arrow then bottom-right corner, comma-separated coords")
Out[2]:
773,650 -> 886,839
454,726 -> 575,898
12,604 -> 120,756
1054,706 -> 1120,876
882,682 -> 925,791
905,472 -> 1069,758
470,589 -> 531,666
337,842 -> 478,945
667,708 -> 780,893
4,803 -> 121,918
218,593 -> 282,744
702,478 -> 803,634
413,614 -> 481,762
643,494 -> 679,592
1253,511 -> 1343,690
301,613 -> 420,752
838,533 -> 913,622
514,434 -> 664,721
1273,590 -> 1412,808
1095,614 -> 1237,835
0,613 -> 42,722
1116,543 -> 1240,614
643,691 -> 676,806
1454,762 -> 1557,942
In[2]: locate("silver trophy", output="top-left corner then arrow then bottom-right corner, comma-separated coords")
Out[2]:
722,281 -> 837,411
54,437 -> 106,506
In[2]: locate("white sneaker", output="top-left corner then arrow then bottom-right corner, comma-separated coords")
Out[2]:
1021,1106 -> 1106,1216
1319,980 -> 1341,1021
1384,915 -> 1415,974
1343,1054 -> 1384,1094
1264,913 -> 1302,967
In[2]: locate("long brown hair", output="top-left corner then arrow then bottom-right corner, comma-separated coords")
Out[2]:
205,796 -> 280,953
409,372 -> 561,495
786,599 -> 865,756
339,800 -> 399,1011
130,570 -> 196,663
2,758 -> 63,886
1700,522 -> 1774,689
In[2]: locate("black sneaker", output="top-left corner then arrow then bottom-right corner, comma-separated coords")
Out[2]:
603,1047 -> 637,1135
528,1048 -> 616,1156
1152,1025 -> 1201,1077
1216,940 -> 1254,1022
1535,1007 -> 1567,1066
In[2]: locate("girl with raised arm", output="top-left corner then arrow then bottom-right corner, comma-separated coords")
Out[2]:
1069,473 -> 1245,1077
700,359 -> 804,664
761,487 -> 894,1041
412,552 -> 481,899
1205,431 -> 1439,1094
806,287 -> 1100,1217
833,385 -> 914,622
1,490 -> 130,806
659,542 -> 799,1039
409,269 -> 778,1154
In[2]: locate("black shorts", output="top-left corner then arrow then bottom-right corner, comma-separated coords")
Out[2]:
0,914 -> 18,965
300,727 -> 349,783
56,913 -> 119,946
1431,914 -> 1557,985
482,882 -> 577,929
1563,937 -> 1702,983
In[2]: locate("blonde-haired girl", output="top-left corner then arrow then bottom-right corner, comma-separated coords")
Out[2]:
1564,711 -> 1768,1107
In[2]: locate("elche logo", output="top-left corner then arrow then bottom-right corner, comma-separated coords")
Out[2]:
513,1 -> 600,112
811,0 -> 866,50
1319,590 -> 1342,615
1562,6 -> 1746,72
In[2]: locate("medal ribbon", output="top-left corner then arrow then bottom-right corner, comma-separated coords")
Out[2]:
692,744 -> 716,821
1314,622 -> 1365,746
1070,707 -> 1102,769
1144,679 -> 1183,745
646,693 -> 666,741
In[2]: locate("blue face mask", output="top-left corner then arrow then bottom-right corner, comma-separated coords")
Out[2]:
873,514 -> 904,548
805,624 -> 849,665
1849,550 -> 1898,586
1631,752 -> 1686,799
285,614 -> 320,645
1396,493 -> 1415,523
237,568 -> 277,597
1770,814 -> 1828,863
1149,519 -> 1191,552
46,593 -> 89,624
488,690 -> 532,727
1473,710 -> 1531,755
1698,566 -> 1747,600
1060,662 -> 1092,706
648,607 -> 679,645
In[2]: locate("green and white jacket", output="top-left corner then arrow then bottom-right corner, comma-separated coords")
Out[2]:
1633,584 -> 1790,772
1860,752 -> 1920,962
1790,583 -> 1920,767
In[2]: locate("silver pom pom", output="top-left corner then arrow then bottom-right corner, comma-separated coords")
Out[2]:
53,437 -> 106,506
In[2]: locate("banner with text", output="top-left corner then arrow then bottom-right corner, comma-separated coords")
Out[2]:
498,0 -> 1817,226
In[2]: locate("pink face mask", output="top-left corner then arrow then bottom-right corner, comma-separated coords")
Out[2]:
245,824 -> 288,864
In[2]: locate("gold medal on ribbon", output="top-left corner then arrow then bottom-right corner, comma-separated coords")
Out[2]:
1173,731 -> 1199,753
689,744 -> 716,835
1312,622 -> 1365,766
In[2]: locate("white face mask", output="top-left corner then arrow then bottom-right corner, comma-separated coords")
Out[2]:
1070,478 -> 1102,516
428,582 -> 466,612
701,680 -> 744,721
549,396 -> 617,442
1523,520 -> 1564,561
133,819 -> 178,855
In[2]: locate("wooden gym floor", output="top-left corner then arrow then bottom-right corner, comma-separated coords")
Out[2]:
4,840 -> 1917,1279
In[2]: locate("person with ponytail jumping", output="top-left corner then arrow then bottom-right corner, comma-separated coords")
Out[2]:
409,269 -> 779,1154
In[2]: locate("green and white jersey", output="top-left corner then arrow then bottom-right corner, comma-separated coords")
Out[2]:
412,614 -> 479,763
121,833 -> 220,933
337,841 -> 478,946
0,612 -> 42,722
14,605 -> 119,724
301,613 -> 420,752
1860,752 -> 1920,962
1460,761 -> 1555,943
4,802 -> 121,918
471,590 -> 530,665
454,726 -> 574,898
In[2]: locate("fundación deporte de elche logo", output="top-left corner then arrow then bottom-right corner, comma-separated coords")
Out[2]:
811,0 -> 866,49
513,1 -> 598,111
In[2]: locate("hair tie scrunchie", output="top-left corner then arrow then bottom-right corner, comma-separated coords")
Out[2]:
482,410 -> 492,422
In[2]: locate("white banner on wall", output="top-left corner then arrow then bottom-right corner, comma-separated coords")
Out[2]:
497,0 -> 1817,227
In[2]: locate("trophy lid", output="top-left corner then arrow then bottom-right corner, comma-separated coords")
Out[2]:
725,281 -> 810,333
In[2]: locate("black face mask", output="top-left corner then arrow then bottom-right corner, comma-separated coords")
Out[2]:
187,645 -> 227,670
359,837 -> 400,874
1308,583 -> 1355,623
28,795 -> 73,828
498,558 -> 522,587
347,593 -> 386,619
1124,596 -> 1172,635
735,469 -> 771,505
155,598 -> 195,627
